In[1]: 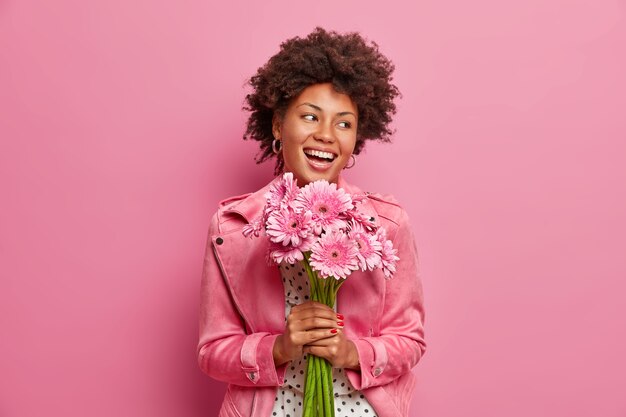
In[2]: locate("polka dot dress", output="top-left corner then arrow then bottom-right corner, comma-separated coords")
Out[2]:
270,262 -> 377,417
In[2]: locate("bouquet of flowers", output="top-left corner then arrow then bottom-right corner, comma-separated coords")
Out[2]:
243,173 -> 399,417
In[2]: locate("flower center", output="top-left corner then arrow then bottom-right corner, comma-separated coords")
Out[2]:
331,251 -> 339,258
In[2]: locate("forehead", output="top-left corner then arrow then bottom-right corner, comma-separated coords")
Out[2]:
290,83 -> 357,113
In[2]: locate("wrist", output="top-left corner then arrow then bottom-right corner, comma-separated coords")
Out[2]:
345,340 -> 361,370
272,335 -> 290,367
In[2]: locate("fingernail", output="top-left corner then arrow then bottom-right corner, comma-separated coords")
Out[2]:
330,329 -> 338,334
337,314 -> 344,320
337,321 -> 344,327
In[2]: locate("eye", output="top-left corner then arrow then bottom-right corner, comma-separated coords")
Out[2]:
302,114 -> 317,122
337,121 -> 352,129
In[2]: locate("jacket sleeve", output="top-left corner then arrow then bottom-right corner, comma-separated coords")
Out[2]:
196,212 -> 287,387
346,207 -> 427,390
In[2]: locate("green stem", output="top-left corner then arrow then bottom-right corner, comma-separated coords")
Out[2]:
303,255 -> 318,416
322,358 -> 335,417
302,254 -> 350,417
326,359 -> 335,417
303,354 -> 316,417
314,356 -> 324,415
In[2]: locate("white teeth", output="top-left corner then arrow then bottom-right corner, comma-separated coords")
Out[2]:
304,149 -> 335,160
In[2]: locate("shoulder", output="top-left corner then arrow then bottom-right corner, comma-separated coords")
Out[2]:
208,180 -> 274,234
207,192 -> 253,234
217,192 -> 253,211
359,196 -> 416,266
339,177 -> 405,224
355,190 -> 415,245
339,177 -> 411,233
364,191 -> 406,227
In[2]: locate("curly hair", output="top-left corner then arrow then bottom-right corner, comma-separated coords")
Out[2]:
243,27 -> 400,172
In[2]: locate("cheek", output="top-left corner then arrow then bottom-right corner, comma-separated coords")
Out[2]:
281,118 -> 306,140
341,136 -> 357,155
281,141 -> 302,170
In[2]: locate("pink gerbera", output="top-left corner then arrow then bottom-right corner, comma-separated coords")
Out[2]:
295,180 -> 353,235
309,230 -> 359,279
265,172 -> 299,211
242,218 -> 263,238
376,228 -> 399,279
269,242 -> 305,265
344,207 -> 377,232
349,221 -> 383,271
350,193 -> 368,205
266,208 -> 313,247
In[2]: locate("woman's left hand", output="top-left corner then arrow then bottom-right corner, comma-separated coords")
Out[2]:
302,329 -> 360,370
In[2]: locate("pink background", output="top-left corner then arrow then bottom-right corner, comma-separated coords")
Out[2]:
1,0 -> 625,416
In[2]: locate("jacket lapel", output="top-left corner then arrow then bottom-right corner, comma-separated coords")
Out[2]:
212,230 -> 285,333
212,179 -> 286,333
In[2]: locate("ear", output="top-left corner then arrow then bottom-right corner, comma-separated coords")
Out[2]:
272,112 -> 282,140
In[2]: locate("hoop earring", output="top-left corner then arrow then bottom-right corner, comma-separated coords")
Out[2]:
344,154 -> 356,169
272,139 -> 282,154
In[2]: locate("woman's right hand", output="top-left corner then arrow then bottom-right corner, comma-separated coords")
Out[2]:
273,301 -> 344,366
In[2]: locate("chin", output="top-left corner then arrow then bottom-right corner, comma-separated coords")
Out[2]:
300,172 -> 339,186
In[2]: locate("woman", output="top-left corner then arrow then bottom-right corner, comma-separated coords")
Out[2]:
198,28 -> 426,417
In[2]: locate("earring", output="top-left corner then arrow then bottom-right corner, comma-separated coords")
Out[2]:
272,139 -> 282,154
344,154 -> 356,169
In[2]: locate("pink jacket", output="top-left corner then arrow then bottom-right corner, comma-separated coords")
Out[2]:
197,176 -> 426,417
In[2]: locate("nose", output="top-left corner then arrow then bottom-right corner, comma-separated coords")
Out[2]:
313,121 -> 335,143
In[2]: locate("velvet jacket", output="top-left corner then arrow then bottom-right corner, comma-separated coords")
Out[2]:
197,176 -> 426,417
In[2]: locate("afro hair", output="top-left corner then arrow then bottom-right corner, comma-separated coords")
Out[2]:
243,27 -> 400,172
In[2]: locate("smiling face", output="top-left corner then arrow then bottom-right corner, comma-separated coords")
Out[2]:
272,83 -> 358,186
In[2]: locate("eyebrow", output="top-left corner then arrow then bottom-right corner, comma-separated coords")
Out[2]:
297,102 -> 356,117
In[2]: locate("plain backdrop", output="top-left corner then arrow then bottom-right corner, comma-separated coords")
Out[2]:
1,1 -> 625,416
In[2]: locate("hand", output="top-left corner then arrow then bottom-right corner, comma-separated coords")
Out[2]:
273,301 -> 343,366
303,329 -> 360,370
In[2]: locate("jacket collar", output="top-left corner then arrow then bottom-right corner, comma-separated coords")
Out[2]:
223,174 -> 367,224
221,178 -> 275,223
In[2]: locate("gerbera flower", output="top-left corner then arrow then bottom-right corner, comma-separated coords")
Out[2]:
377,228 -> 399,279
350,193 -> 368,205
265,172 -> 299,211
269,242 -> 305,265
344,208 -> 377,232
266,208 -> 313,247
348,221 -> 383,271
295,180 -> 353,235
309,230 -> 359,279
242,218 -> 263,238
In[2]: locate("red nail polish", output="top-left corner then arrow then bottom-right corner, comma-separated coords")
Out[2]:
337,321 -> 344,327
330,329 -> 338,334
337,314 -> 344,320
